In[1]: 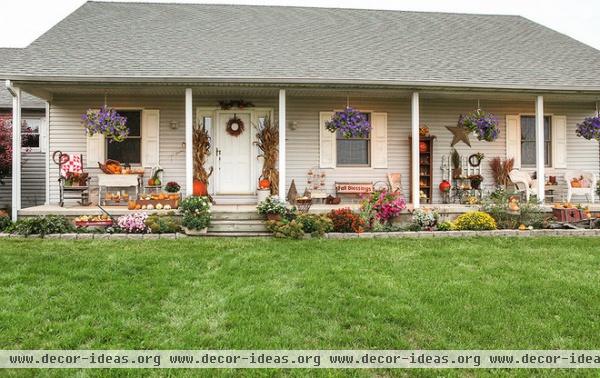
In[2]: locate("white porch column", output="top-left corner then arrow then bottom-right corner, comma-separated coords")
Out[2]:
535,95 -> 545,203
411,92 -> 420,208
45,101 -> 50,205
8,83 -> 22,221
278,89 -> 286,200
185,88 -> 194,197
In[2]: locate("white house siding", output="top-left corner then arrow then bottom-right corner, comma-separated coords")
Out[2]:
46,94 -> 599,205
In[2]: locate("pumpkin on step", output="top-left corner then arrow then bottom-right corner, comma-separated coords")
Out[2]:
258,178 -> 271,189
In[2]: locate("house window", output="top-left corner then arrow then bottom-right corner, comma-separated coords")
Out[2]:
336,113 -> 370,166
520,116 -> 551,167
106,110 -> 141,164
21,118 -> 42,149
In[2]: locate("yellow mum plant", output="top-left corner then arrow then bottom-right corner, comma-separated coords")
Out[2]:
453,211 -> 497,231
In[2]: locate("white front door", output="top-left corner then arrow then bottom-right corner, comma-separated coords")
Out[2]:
216,112 -> 253,194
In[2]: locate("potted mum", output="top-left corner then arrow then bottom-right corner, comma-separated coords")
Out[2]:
325,106 -> 371,138
180,196 -> 211,235
81,106 -> 129,142
164,181 -> 181,193
459,109 -> 500,142
257,196 -> 287,221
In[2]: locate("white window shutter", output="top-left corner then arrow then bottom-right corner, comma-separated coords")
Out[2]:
319,112 -> 335,168
86,133 -> 105,168
142,109 -> 160,167
371,112 -> 388,168
552,115 -> 567,169
505,115 -> 521,169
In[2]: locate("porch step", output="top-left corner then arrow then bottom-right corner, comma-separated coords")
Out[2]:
210,211 -> 265,221
208,219 -> 269,233
212,195 -> 257,205
203,232 -> 272,237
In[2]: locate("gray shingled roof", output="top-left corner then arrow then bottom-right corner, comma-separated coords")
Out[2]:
2,1 -> 600,90
0,49 -> 45,108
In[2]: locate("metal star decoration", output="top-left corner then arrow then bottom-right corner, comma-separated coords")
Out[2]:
445,123 -> 472,147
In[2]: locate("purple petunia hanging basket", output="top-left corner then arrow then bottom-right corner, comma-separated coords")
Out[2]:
325,106 -> 371,138
459,109 -> 500,142
576,116 -> 600,141
81,105 -> 129,142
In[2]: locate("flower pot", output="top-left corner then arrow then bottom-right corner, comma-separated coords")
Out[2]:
266,213 -> 281,221
257,189 -> 270,203
471,180 -> 482,190
183,226 -> 208,235
193,179 -> 208,196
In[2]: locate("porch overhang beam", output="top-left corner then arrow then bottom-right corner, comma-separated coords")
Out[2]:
535,96 -> 545,203
6,80 -> 22,221
411,92 -> 420,208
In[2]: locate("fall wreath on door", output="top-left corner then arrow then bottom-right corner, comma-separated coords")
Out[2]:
226,115 -> 245,137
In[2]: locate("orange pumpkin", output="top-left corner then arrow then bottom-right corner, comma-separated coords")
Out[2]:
193,179 -> 208,196
419,141 -> 428,153
259,178 -> 270,189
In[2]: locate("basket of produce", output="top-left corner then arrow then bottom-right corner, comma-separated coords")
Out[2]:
136,193 -> 180,210
74,214 -> 113,228
98,159 -> 122,174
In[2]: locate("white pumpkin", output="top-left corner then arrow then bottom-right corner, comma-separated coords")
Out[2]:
156,203 -> 163,210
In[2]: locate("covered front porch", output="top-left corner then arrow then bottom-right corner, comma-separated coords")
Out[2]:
7,82 -> 600,220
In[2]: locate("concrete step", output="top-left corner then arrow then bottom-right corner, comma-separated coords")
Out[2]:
210,212 -> 265,221
208,220 -> 268,233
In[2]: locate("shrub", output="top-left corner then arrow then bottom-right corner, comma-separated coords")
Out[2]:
453,211 -> 497,231
145,212 -> 181,234
266,219 -> 304,239
180,196 -> 211,230
327,208 -> 365,233
296,213 -> 333,237
0,215 -> 11,232
436,221 -> 455,231
360,190 -> 406,225
257,196 -> 287,216
11,215 -> 75,236
116,212 -> 148,233
483,188 -> 546,229
410,208 -> 439,230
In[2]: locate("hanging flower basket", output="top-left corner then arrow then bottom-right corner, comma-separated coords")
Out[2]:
576,116 -> 600,141
81,106 -> 129,142
325,106 -> 371,138
459,109 -> 499,142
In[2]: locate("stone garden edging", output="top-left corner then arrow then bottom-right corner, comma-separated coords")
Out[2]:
0,229 -> 599,239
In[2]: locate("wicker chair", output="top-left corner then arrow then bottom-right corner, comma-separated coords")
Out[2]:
565,170 -> 596,203
508,169 -> 539,202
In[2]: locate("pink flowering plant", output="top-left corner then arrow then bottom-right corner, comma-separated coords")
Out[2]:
325,106 -> 371,138
116,212 -> 149,233
82,106 -> 129,142
360,189 -> 406,226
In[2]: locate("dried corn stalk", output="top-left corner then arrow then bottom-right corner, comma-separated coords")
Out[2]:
193,126 -> 213,183
254,116 -> 279,195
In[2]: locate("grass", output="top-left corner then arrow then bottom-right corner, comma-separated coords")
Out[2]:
1,237 -> 600,377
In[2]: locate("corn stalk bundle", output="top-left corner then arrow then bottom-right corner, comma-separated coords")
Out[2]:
254,116 -> 279,194
193,127 -> 213,183
489,157 -> 514,187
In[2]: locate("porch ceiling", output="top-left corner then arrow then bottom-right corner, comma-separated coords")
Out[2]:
13,82 -> 600,104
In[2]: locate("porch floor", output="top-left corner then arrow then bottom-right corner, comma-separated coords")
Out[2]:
18,202 -> 600,218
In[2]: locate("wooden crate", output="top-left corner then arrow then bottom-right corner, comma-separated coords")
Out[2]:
552,207 -> 583,222
136,199 -> 179,209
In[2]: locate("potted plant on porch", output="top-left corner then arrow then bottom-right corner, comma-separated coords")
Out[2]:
180,196 -> 211,235
257,196 -> 287,221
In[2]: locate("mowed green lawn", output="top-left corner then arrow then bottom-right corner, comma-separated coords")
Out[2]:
1,237 -> 600,377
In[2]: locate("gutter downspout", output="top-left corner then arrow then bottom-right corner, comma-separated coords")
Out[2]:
6,80 -> 22,221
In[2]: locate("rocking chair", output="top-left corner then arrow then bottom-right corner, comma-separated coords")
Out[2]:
54,151 -> 91,207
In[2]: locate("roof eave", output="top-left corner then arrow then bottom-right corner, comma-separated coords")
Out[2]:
6,74 -> 600,94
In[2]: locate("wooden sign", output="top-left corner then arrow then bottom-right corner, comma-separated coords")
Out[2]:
335,182 -> 374,194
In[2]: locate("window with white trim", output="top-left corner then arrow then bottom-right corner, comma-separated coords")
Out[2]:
106,110 -> 142,165
520,115 -> 551,167
21,118 -> 42,149
336,112 -> 371,166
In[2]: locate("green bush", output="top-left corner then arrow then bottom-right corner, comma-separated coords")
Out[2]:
11,215 -> 75,236
145,213 -> 181,234
296,213 -> 333,237
180,196 -> 211,230
0,215 -> 12,232
266,219 -> 304,239
453,211 -> 497,231
483,188 -> 546,229
257,197 -> 287,216
436,220 -> 455,231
